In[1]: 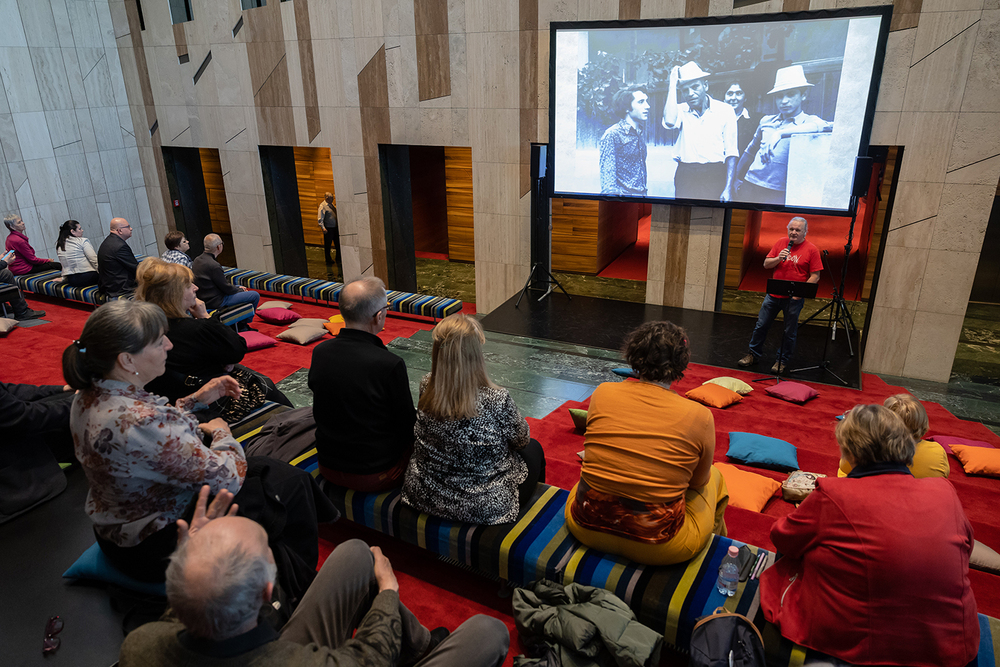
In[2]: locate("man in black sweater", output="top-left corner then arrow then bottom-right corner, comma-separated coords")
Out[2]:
309,277 -> 416,491
97,217 -> 139,297
192,234 -> 260,311
1,381 -> 74,523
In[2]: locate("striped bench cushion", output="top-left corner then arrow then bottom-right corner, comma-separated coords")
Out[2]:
13,270 -> 105,304
221,267 -> 461,319
316,477 -> 770,651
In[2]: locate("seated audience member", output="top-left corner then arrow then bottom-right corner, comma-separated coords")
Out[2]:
838,393 -> 948,479
160,230 -> 192,268
192,233 -> 260,311
119,487 -> 510,667
64,301 -> 336,590
0,253 -> 44,320
761,404 -> 978,667
402,314 -> 545,524
137,257 -> 291,414
4,213 -> 61,276
0,380 -> 74,523
56,220 -> 100,287
97,217 -> 139,297
565,321 -> 729,566
309,277 -> 416,491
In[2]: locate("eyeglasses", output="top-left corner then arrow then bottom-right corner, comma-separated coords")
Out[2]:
42,616 -> 63,655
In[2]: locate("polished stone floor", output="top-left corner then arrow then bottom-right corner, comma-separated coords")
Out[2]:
277,323 -> 1000,436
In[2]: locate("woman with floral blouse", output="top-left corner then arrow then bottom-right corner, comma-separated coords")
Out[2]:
63,300 -> 335,587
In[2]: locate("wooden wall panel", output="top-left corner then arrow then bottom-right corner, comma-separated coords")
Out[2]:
445,147 -> 474,262
293,147 -> 335,247
414,0 -> 451,101
359,47 -> 391,279
551,198 -> 600,274
725,208 -> 748,289
198,148 -> 236,266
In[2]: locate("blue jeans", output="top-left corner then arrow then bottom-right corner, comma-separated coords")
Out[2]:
748,294 -> 805,364
220,289 -> 260,310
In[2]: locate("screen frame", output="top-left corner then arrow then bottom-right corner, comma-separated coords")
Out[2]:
547,6 -> 894,216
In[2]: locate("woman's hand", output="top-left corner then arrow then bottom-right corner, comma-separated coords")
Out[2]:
193,375 -> 241,405
189,298 -> 209,319
198,417 -> 231,437
176,485 -> 238,545
370,546 -> 399,593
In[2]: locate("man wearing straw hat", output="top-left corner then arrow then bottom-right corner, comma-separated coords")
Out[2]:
736,65 -> 832,206
661,61 -> 738,202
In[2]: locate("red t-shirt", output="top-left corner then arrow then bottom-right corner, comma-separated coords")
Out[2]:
767,237 -> 822,298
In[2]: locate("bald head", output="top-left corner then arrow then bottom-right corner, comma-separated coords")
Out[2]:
204,233 -> 223,255
340,277 -> 387,330
166,516 -> 276,640
110,217 -> 132,240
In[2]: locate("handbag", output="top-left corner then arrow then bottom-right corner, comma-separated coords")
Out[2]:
781,470 -> 826,504
216,364 -> 271,422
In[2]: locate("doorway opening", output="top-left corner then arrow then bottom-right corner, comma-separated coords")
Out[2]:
161,147 -> 235,265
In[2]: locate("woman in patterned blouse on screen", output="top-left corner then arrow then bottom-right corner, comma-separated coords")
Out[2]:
401,314 -> 546,524
63,300 -> 335,589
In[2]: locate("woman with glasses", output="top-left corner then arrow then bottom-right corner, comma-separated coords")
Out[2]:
64,301 -> 336,591
3,213 -> 61,276
136,257 -> 291,417
56,220 -> 100,287
401,314 -> 546,524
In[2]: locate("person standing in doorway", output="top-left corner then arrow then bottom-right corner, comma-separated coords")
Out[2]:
318,192 -> 342,278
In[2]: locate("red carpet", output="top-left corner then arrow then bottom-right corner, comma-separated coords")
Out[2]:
598,213 -> 650,281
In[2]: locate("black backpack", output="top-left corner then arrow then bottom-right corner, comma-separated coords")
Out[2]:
689,607 -> 765,667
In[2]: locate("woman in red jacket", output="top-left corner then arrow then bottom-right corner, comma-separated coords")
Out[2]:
760,404 -> 978,666
4,214 -> 60,276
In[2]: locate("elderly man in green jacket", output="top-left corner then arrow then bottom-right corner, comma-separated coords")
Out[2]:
119,486 -> 509,667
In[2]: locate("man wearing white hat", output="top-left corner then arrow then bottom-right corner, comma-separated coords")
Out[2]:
661,61 -> 738,202
736,65 -> 832,206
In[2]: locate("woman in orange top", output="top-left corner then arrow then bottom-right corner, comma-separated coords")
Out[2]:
565,321 -> 729,565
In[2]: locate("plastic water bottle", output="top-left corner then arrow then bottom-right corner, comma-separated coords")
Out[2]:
716,545 -> 740,597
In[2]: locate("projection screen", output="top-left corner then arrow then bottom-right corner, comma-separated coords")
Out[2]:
550,8 -> 892,213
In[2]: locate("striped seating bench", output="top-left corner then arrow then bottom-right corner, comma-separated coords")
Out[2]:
237,425 -> 1000,664
11,268 -> 254,327
221,267 -> 462,320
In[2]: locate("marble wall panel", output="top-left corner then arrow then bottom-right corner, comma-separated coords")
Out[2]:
578,0 -> 617,20
62,47 -> 90,110
469,108 -> 518,164
902,311 -> 964,381
82,53 -> 116,110
641,0 -> 686,18
861,305 -> 914,375
57,153 -> 94,200
930,183 -> 995,253
66,196 -> 101,235
0,47 -> 43,112
915,249 -> 980,316
961,10 -> 1000,112
100,148 -> 133,194
0,3 -> 27,48
0,114 -> 23,163
873,245 -> 927,311
885,180 -> 942,249
68,0 -> 105,49
902,20 -> 978,112
29,47 -> 72,111
870,111 -> 900,144
24,158 -> 66,206
895,112 -> 959,183
75,108 -> 100,153
466,0 -> 518,33
12,112 -> 53,160
86,151 -> 108,196
0,165 -> 16,213
17,0 -> 58,49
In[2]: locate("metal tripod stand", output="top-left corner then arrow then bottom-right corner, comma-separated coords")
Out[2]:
515,262 -> 571,307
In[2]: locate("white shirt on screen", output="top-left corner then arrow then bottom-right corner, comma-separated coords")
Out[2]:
663,95 -> 738,165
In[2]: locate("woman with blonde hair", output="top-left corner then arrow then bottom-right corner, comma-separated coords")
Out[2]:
838,393 -> 948,478
136,257 -> 290,416
401,313 -> 545,524
761,404 -> 977,666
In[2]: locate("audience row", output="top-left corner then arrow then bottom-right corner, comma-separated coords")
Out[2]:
0,269 -> 981,666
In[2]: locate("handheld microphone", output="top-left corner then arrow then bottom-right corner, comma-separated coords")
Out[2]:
782,239 -> 793,262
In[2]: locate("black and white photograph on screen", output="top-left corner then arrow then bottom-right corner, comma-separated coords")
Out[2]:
552,13 -> 885,211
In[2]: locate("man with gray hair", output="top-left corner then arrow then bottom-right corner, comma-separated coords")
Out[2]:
97,217 -> 139,297
738,216 -> 822,373
192,233 -> 260,311
119,486 -> 509,666
318,192 -> 342,277
309,277 -> 416,491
